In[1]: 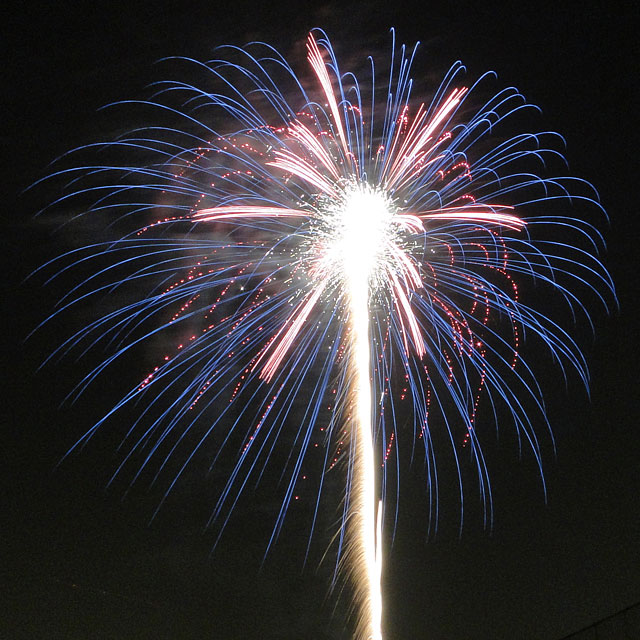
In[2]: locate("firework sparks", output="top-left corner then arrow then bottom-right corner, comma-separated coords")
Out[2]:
40,29 -> 613,639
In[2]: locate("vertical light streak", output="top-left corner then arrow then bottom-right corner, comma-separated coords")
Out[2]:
349,285 -> 382,640
340,187 -> 389,640
349,278 -> 382,640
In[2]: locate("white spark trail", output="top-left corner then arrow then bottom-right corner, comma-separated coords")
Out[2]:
341,187 -> 389,640
349,286 -> 383,640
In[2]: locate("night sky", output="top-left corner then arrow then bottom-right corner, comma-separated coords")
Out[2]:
3,2 -> 639,639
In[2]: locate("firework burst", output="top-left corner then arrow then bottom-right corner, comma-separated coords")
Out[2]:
38,29 -> 613,639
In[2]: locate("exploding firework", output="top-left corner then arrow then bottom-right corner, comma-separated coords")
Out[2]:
39,29 -> 613,639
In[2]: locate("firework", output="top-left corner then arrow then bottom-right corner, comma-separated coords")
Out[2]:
40,29 -> 613,639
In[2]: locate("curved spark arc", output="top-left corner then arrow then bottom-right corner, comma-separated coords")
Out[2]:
37,27 -> 615,640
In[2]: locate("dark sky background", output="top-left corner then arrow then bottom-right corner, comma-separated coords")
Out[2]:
3,2 -> 639,639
